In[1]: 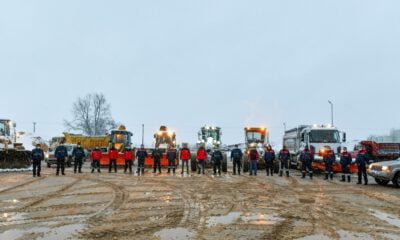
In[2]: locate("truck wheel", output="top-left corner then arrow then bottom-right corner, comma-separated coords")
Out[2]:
393,173 -> 400,188
242,156 -> 249,173
190,155 -> 197,172
375,178 -> 389,186
47,163 -> 51,168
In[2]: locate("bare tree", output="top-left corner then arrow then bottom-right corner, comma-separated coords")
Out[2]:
64,93 -> 118,136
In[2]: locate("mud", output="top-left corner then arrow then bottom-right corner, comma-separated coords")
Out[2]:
0,163 -> 399,240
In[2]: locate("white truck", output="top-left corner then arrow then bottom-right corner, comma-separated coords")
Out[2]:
283,124 -> 347,168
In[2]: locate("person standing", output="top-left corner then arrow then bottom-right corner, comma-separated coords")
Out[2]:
212,147 -> 224,176
300,146 -> 314,179
91,147 -> 102,173
264,145 -> 276,177
278,146 -> 291,177
356,146 -> 370,185
55,141 -> 68,176
248,147 -> 259,176
323,147 -> 335,180
180,144 -> 191,175
31,144 -> 44,177
166,146 -> 178,174
108,145 -> 119,173
123,146 -> 134,174
152,147 -> 163,174
230,145 -> 243,175
340,147 -> 352,182
136,145 -> 148,176
196,145 -> 207,175
72,142 -> 85,174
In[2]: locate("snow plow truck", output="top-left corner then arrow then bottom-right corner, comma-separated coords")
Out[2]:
99,125 -> 133,166
144,126 -> 178,167
0,119 -> 31,169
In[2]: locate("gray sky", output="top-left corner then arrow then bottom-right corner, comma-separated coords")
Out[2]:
1,0 -> 399,146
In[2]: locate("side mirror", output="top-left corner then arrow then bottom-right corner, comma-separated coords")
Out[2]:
342,133 -> 347,142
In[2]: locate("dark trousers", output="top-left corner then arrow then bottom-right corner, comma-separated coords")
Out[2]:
137,159 -> 145,175
74,157 -> 83,173
181,160 -> 189,174
213,160 -> 221,175
266,162 -> 274,176
233,158 -> 241,175
325,163 -> 333,180
92,160 -> 101,173
56,158 -> 65,175
153,158 -> 161,173
33,161 -> 41,177
109,159 -> 117,173
301,162 -> 313,179
341,164 -> 351,182
357,164 -> 368,184
167,159 -> 176,173
279,160 -> 289,176
197,159 -> 205,174
249,161 -> 257,175
124,160 -> 133,173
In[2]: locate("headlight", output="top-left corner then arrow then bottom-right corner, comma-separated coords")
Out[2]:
45,153 -> 49,158
382,166 -> 391,173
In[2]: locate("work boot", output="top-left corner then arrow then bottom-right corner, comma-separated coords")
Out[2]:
330,174 -> 333,180
357,182 -> 361,185
302,172 -> 306,179
347,176 -> 351,182
279,171 -> 283,177
310,173 -> 313,179
341,175 -> 345,182
325,173 -> 328,180
286,171 -> 289,177
91,169 -> 94,173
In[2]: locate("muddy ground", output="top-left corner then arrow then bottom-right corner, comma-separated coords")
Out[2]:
0,162 -> 399,240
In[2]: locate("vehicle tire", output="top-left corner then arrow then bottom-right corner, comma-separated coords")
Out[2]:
242,156 -> 249,173
222,154 -> 228,173
375,178 -> 389,186
393,173 -> 400,188
47,163 -> 51,168
190,155 -> 197,172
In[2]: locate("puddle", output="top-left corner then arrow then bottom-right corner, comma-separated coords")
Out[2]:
296,234 -> 330,240
206,212 -> 241,227
0,223 -> 86,240
370,209 -> 400,228
241,213 -> 283,225
154,227 -> 195,240
337,230 -> 374,240
0,212 -> 28,225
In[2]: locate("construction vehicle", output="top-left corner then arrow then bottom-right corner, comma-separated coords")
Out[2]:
359,141 -> 400,162
191,126 -> 227,172
63,132 -> 111,150
144,126 -> 178,167
0,119 -> 31,169
242,127 -> 277,172
283,124 -> 357,173
99,125 -> 133,166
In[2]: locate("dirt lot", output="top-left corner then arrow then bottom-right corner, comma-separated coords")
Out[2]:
0,163 -> 399,240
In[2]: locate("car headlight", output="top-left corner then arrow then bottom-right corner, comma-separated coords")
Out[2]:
45,153 -> 49,158
382,166 -> 391,173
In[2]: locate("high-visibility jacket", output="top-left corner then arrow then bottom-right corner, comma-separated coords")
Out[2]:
91,149 -> 102,160
180,148 -> 191,160
197,148 -> 207,160
109,149 -> 119,160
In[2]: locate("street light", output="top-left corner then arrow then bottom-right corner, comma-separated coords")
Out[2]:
328,100 -> 334,126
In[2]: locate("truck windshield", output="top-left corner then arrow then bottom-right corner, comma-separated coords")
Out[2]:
246,132 -> 264,142
309,130 -> 340,143
111,132 -> 130,144
0,121 -> 10,136
157,134 -> 174,145
201,130 -> 220,141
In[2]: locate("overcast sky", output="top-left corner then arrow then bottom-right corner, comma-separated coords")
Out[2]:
1,0 -> 399,147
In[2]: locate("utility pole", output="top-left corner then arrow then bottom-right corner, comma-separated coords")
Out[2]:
328,100 -> 334,126
33,122 -> 36,134
141,124 -> 144,146
283,122 -> 287,132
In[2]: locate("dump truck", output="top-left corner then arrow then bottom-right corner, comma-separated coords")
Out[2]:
242,127 -> 277,172
283,124 -> 357,173
144,126 -> 178,167
359,141 -> 400,162
99,125 -> 133,166
0,119 -> 31,169
63,132 -> 111,150
191,126 -> 227,173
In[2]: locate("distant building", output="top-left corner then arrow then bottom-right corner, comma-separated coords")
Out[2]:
368,129 -> 400,143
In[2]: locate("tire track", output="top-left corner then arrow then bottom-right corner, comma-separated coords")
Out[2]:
0,175 -> 48,194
